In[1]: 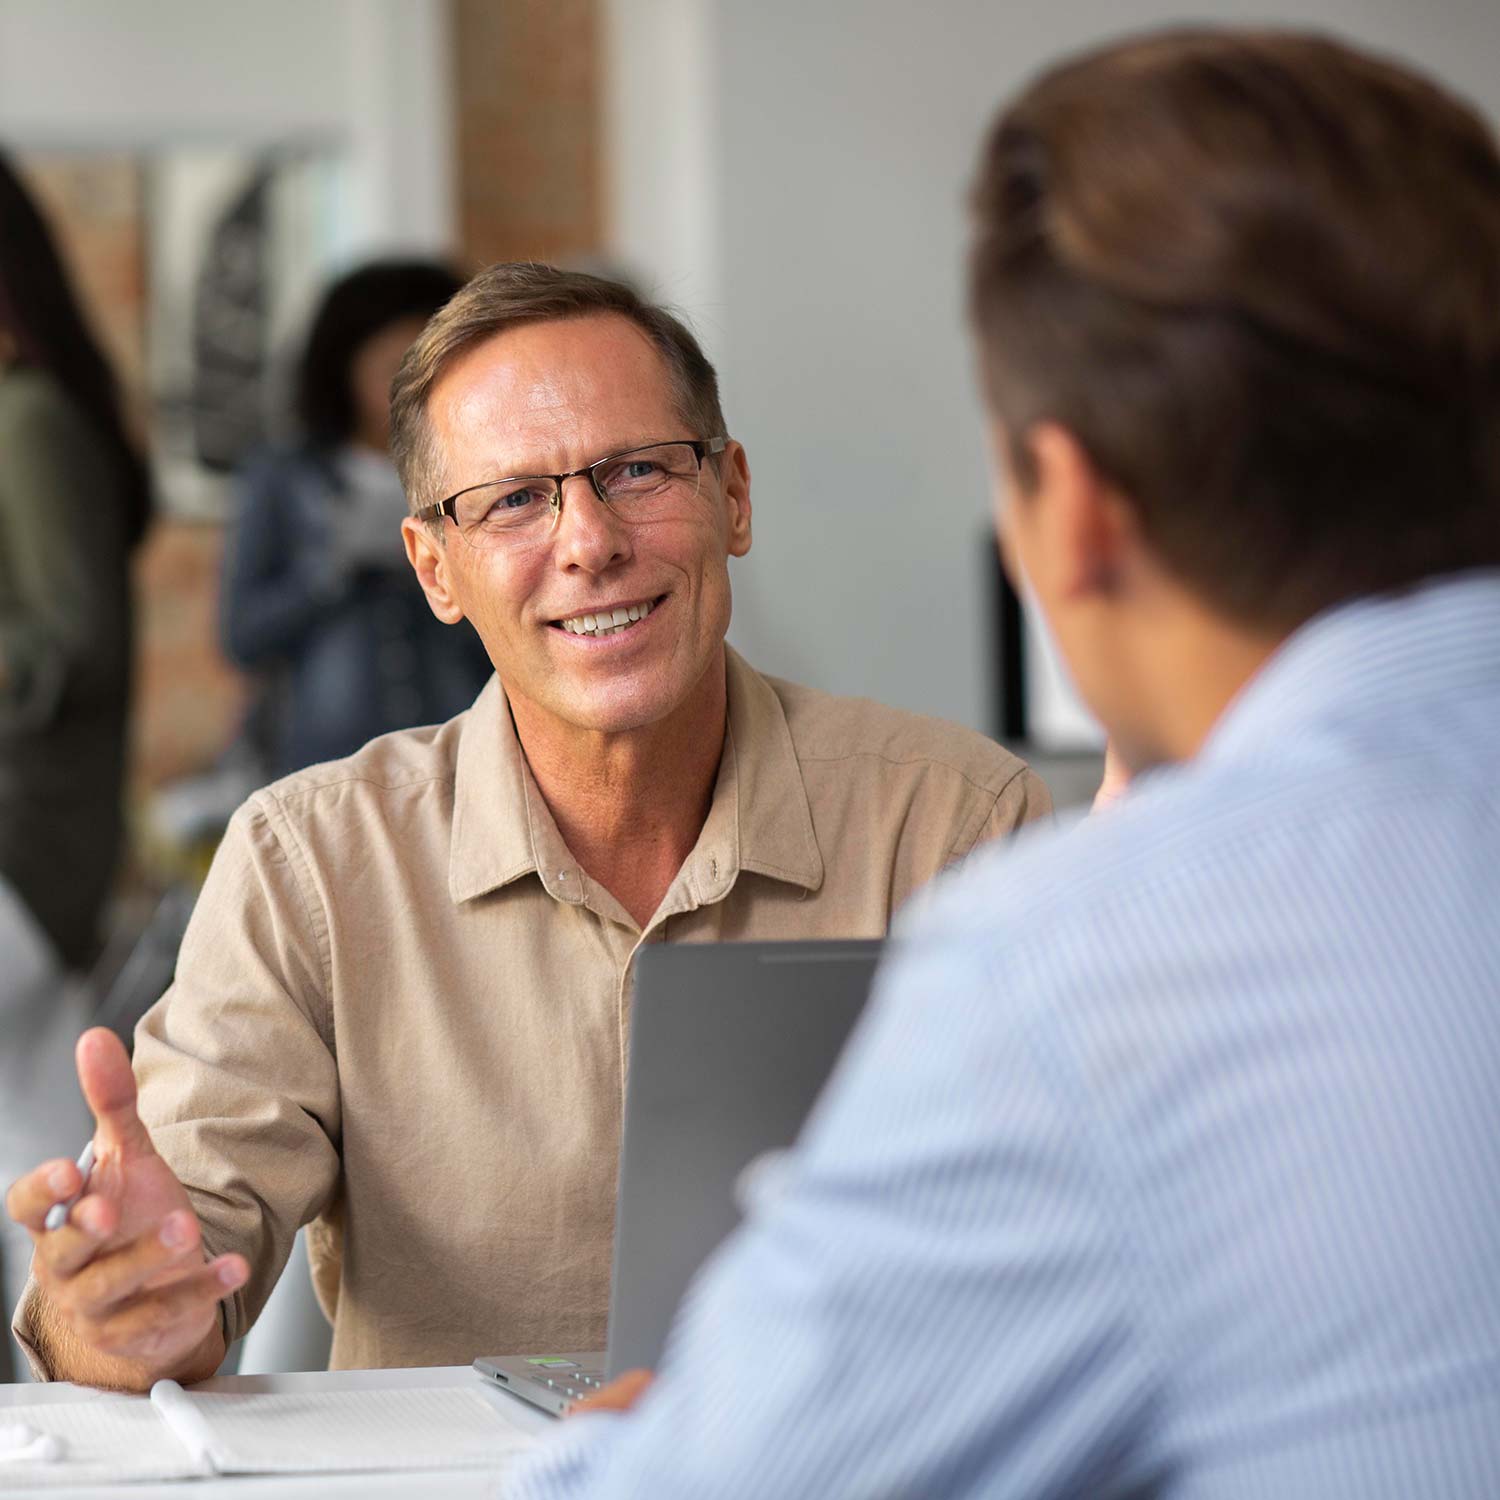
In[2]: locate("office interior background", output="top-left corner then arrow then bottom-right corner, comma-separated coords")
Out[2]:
2,0 -> 1497,902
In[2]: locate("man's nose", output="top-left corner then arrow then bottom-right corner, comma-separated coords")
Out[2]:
551,475 -> 632,574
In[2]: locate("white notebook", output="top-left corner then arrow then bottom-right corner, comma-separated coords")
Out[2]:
0,1380 -> 537,1489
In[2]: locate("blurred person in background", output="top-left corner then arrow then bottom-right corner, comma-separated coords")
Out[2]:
0,150 -> 152,1378
221,259 -> 491,777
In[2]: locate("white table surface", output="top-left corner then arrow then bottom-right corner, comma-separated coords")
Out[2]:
0,1364 -> 554,1498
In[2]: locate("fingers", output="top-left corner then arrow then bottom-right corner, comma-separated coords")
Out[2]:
34,1198 -> 207,1295
62,1211 -> 206,1317
32,1200 -> 248,1365
32,1204 -> 230,1313
5,1158 -> 85,1234
81,1255 -> 247,1364
76,1027 -> 156,1160
30,1193 -> 120,1277
572,1368 -> 654,1415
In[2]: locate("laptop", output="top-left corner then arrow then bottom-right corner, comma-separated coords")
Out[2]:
474,939 -> 881,1416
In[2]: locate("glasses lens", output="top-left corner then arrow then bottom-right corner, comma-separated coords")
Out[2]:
595,443 -> 703,516
445,443 -> 707,549
452,479 -> 556,545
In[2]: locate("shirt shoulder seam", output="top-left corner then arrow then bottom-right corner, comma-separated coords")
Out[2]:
949,764 -> 1038,861
270,769 -> 457,803
795,748 -> 1024,800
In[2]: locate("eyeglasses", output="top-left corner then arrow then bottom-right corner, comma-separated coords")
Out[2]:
417,437 -> 729,550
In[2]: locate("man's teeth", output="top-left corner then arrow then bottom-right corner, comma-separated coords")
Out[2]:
560,599 -> 655,637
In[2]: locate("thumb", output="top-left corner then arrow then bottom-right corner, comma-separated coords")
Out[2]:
76,1027 -> 156,1160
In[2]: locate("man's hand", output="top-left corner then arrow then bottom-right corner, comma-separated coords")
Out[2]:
572,1369 -> 654,1415
4,1027 -> 248,1388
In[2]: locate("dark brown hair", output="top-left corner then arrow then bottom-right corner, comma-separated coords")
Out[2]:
295,258 -> 462,447
969,29 -> 1500,628
390,261 -> 726,514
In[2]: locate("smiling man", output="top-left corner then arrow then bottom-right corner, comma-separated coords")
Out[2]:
397,304 -> 760,935
6,265 -> 1047,1389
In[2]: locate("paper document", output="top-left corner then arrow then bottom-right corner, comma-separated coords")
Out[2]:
0,1394 -> 201,1488
0,1382 -> 535,1488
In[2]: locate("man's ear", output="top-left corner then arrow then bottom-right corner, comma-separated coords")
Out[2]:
720,441 -> 752,557
402,516 -> 467,624
1023,422 -> 1134,605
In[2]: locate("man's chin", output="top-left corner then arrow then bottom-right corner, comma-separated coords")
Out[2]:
509,636 -> 725,740
543,671 -> 692,738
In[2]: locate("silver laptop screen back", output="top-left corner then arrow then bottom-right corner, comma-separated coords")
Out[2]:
605,940 -> 881,1377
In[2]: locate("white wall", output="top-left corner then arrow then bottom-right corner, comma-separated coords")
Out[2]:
0,0 -> 455,259
605,0 -> 1500,743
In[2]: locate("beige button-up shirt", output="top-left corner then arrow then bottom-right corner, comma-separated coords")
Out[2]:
16,649 -> 1047,1375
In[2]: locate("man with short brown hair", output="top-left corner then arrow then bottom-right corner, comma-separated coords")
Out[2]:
7,265 -> 1047,1390
501,28 -> 1500,1499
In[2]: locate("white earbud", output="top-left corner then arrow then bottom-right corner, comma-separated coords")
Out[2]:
0,1424 -> 65,1463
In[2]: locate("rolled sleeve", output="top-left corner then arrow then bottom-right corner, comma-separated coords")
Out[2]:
10,1282 -> 55,1381
132,795 -> 342,1345
9,798 -> 342,1377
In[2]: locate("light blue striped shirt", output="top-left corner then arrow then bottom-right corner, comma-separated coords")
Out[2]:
508,573 -> 1500,1499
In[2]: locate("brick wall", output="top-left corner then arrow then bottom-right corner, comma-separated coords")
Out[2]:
20,154 -> 147,400
132,523 -> 247,791
453,0 -> 603,268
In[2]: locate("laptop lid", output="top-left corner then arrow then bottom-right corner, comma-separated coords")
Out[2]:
605,939 -> 882,1377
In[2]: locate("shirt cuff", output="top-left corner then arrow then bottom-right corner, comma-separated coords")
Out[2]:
10,1275 -> 58,1382
9,1268 -> 234,1384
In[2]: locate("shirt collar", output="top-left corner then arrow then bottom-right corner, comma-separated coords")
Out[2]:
448,646 -> 824,906
722,644 -> 824,893
1201,569 -> 1500,769
448,676 -> 548,904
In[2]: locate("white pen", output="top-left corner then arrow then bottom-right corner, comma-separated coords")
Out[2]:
43,1141 -> 96,1232
149,1380 -> 216,1471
